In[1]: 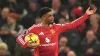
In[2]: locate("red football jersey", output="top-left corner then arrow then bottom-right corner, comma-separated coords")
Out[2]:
16,14 -> 88,56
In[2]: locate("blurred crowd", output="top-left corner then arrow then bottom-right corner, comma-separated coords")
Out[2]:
0,0 -> 100,56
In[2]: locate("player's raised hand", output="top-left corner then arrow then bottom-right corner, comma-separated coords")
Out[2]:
86,7 -> 97,15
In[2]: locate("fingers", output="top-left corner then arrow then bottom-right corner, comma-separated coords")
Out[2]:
89,6 -> 97,14
93,8 -> 97,13
87,7 -> 90,10
91,7 -> 97,14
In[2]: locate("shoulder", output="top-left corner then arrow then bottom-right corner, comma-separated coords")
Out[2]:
54,24 -> 67,26
32,24 -> 41,28
28,24 -> 41,31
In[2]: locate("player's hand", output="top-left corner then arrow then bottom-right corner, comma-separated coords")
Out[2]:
86,7 -> 97,15
27,42 -> 39,49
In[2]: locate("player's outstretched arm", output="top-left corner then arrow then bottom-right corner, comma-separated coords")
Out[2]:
69,7 -> 97,28
59,7 -> 97,32
85,7 -> 97,15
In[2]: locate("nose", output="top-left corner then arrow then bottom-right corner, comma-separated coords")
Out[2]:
52,16 -> 54,19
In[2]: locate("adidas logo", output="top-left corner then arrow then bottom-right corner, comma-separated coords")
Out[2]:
39,32 -> 44,35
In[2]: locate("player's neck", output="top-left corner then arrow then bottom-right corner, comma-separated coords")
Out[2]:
41,22 -> 50,28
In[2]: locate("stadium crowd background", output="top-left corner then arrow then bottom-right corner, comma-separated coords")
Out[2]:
0,0 -> 100,56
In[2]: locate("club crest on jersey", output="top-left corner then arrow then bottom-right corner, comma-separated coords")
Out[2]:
45,37 -> 51,43
50,29 -> 55,34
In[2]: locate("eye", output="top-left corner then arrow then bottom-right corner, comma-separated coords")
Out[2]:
49,15 -> 53,17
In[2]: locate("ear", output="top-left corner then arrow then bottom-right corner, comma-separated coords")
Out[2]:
41,16 -> 45,20
42,14 -> 46,20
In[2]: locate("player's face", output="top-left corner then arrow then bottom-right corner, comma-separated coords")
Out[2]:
44,11 -> 54,24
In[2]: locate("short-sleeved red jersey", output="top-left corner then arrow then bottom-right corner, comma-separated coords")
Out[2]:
16,14 -> 88,56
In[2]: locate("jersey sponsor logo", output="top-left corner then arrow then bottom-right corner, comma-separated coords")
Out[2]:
45,37 -> 51,43
39,43 -> 56,47
39,37 -> 56,47
39,32 -> 44,35
56,24 -> 65,26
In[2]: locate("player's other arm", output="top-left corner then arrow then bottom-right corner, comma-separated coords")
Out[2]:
61,7 -> 97,31
16,30 -> 28,48
16,25 -> 36,48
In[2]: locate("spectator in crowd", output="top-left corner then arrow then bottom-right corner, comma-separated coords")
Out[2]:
35,17 -> 42,24
0,7 -> 10,27
80,30 -> 100,56
52,0 -> 61,15
80,0 -> 90,13
67,51 -> 76,56
0,42 -> 11,56
20,0 -> 38,29
54,6 -> 70,23
0,7 -> 10,42
6,0 -> 24,14
60,29 -> 82,56
60,0 -> 68,6
16,0 -> 29,9
71,6 -> 83,19
59,36 -> 70,56
15,43 -> 33,56
58,17 -> 67,24
0,13 -> 23,56
91,0 -> 100,14
1,13 -> 23,37
38,0 -> 52,8
67,0 -> 83,20
58,7 -> 69,20
89,14 -> 100,41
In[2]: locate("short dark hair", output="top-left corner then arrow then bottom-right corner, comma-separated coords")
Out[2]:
38,7 -> 52,18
